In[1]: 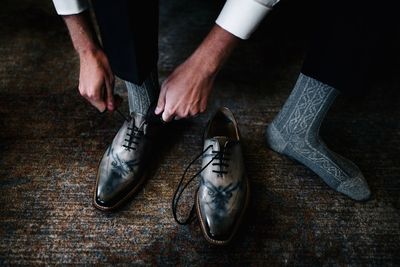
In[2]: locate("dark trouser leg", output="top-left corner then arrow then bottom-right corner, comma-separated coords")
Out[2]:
301,0 -> 385,93
92,0 -> 159,85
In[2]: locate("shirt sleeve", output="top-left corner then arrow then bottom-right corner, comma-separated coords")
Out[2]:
216,0 -> 280,40
52,0 -> 90,15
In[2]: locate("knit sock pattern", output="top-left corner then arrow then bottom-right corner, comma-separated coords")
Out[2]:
125,70 -> 160,116
266,73 -> 370,201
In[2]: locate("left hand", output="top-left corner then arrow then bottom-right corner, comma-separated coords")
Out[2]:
155,55 -> 216,122
155,25 -> 239,122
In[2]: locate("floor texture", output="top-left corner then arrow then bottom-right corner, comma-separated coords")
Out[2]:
1,0 -> 399,265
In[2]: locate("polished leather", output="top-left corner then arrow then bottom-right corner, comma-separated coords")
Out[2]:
95,112 -> 153,209
197,107 -> 248,243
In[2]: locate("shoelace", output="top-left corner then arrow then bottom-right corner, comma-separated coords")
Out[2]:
210,147 -> 230,177
123,124 -> 143,151
115,109 -> 144,151
172,142 -> 232,225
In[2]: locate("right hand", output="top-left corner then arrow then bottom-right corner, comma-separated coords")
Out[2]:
78,48 -> 118,112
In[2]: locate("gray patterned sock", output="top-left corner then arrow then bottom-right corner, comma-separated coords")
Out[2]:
125,70 -> 160,116
266,73 -> 371,201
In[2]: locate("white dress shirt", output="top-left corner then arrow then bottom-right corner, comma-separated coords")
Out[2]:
52,0 -> 89,15
52,0 -> 279,39
216,0 -> 280,39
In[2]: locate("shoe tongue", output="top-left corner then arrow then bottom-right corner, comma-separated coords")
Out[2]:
131,112 -> 146,129
212,136 -> 230,148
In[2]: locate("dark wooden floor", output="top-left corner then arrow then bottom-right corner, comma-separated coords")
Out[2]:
1,0 -> 399,265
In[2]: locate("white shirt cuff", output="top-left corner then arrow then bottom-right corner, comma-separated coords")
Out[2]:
52,0 -> 89,15
216,0 -> 277,39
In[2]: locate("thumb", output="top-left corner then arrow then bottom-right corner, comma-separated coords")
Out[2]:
162,108 -> 174,122
155,84 -> 167,115
92,101 -> 107,113
86,84 -> 106,113
105,78 -> 115,111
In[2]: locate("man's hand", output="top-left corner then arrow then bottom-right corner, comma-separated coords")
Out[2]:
78,48 -> 115,112
155,53 -> 215,121
155,25 -> 239,122
63,12 -> 118,112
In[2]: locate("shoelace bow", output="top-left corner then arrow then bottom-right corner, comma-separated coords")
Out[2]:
116,109 -> 144,151
172,142 -> 232,225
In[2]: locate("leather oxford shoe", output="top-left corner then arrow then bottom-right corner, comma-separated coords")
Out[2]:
93,109 -> 160,211
196,107 -> 249,245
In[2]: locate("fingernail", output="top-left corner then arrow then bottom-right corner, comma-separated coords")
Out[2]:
155,107 -> 161,114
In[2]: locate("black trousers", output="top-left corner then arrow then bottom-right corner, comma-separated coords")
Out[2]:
92,0 -> 159,85
92,0 -> 396,90
301,0 -> 397,92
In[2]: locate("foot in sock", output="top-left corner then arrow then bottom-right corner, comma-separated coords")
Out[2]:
125,69 -> 160,116
266,73 -> 371,201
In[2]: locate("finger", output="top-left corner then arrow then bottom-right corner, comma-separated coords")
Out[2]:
106,69 -> 115,85
162,108 -> 174,122
83,85 -> 106,113
105,78 -> 115,111
89,96 -> 107,113
155,83 -> 167,115
189,109 -> 199,117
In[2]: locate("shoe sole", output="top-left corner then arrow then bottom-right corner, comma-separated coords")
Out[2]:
195,177 -> 250,246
